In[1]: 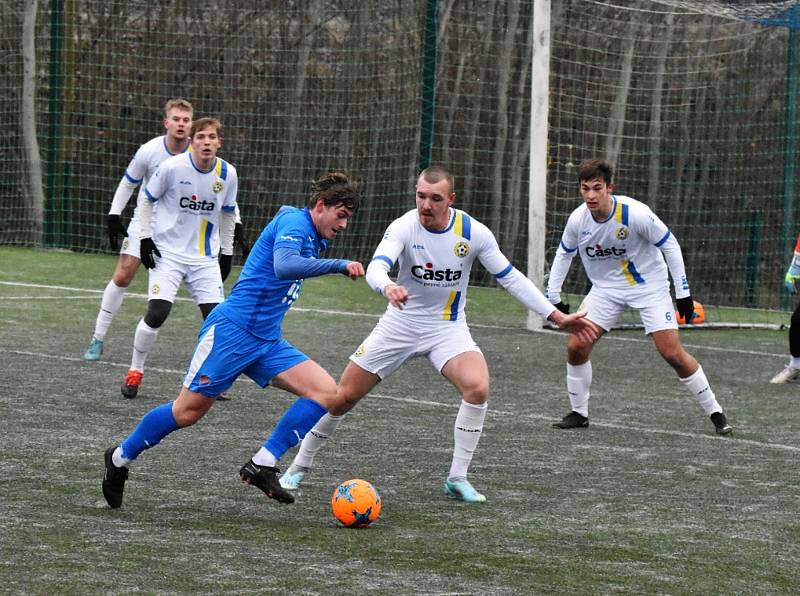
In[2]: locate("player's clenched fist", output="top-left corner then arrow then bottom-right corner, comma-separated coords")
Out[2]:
344,261 -> 365,280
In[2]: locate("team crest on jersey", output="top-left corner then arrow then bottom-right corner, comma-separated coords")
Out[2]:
354,343 -> 366,357
212,180 -> 224,193
151,283 -> 160,295
453,241 -> 470,258
615,227 -> 628,240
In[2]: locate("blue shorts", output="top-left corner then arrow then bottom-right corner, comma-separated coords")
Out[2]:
183,309 -> 308,397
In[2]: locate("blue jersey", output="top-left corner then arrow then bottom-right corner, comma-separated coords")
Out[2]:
215,206 -> 333,340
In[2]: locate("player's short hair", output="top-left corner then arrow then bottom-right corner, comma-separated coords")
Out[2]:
418,165 -> 455,195
577,159 -> 614,185
309,172 -> 361,213
163,98 -> 193,117
190,117 -> 222,138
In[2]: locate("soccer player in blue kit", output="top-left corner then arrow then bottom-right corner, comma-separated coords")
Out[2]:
102,172 -> 364,508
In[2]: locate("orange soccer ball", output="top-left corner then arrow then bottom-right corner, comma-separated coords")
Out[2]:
676,300 -> 705,325
331,478 -> 382,528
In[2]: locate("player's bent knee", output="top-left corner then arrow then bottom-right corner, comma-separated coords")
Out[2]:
144,299 -> 172,328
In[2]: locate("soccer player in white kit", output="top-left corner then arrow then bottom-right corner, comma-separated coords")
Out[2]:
279,165 -> 599,502
83,98 -> 193,361
546,158 -> 732,435
120,117 -> 238,398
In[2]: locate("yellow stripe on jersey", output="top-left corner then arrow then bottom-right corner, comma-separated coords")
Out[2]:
620,260 -> 637,285
198,219 -> 209,255
452,211 -> 472,240
613,201 -> 629,225
441,290 -> 461,321
620,259 -> 645,285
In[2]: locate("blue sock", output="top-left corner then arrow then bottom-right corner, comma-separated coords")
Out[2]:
264,397 -> 327,460
120,402 -> 179,461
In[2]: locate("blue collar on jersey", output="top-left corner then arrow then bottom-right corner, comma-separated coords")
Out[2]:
426,207 -> 472,240
594,195 -> 618,224
162,135 -> 190,156
188,153 -> 217,174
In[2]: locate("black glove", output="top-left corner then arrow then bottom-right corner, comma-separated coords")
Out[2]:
234,223 -> 250,260
219,253 -> 232,282
676,296 -> 694,322
554,301 -> 570,314
106,214 -> 128,251
139,237 -> 161,269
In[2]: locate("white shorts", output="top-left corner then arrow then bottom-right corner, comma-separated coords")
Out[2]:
147,254 -> 224,304
349,313 -> 481,380
579,285 -> 678,334
120,218 -> 141,259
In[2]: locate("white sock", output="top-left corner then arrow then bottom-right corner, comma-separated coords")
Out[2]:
567,362 -> 592,417
680,365 -> 721,415
93,280 -> 127,341
292,413 -> 344,469
130,319 -> 159,371
448,400 -> 488,480
790,356 -> 800,369
252,446 -> 277,468
112,446 -> 131,468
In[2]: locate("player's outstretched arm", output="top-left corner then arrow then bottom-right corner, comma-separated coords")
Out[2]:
547,310 -> 601,344
273,246 -> 354,281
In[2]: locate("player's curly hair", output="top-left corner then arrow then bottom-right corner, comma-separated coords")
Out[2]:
577,158 -> 614,185
309,171 -> 361,213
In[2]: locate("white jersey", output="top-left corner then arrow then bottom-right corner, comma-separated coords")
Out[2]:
110,135 -> 188,221
368,208 -> 520,323
143,153 -> 238,265
548,195 -> 688,297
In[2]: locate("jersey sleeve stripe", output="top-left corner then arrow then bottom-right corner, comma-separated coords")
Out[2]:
144,187 -> 158,202
214,159 -> 228,180
560,240 -> 577,253
614,202 -> 629,225
124,171 -> 141,184
372,255 -> 394,268
654,229 -> 671,247
441,290 -> 461,321
494,263 -> 514,278
453,212 -> 472,240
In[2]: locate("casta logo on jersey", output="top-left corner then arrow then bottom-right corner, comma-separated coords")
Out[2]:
411,262 -> 462,281
179,194 -> 215,211
585,244 -> 626,258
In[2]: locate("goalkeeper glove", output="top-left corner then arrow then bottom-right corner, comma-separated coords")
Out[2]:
676,296 -> 695,322
106,214 -> 128,251
784,256 -> 800,295
139,238 -> 161,269
234,223 -> 250,261
219,254 -> 232,282
554,301 -> 570,314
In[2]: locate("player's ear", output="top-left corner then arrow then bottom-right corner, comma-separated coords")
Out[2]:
607,183 -> 615,193
448,192 -> 456,205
